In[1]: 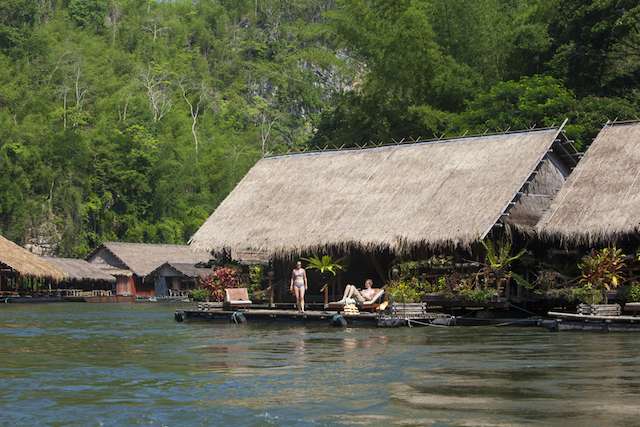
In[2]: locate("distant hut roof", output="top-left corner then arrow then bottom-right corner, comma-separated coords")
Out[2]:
537,121 -> 640,245
85,242 -> 210,277
146,262 -> 215,280
0,235 -> 68,281
41,257 -> 116,282
190,128 -> 574,256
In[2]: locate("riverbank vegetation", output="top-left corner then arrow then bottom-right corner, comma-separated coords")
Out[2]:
1,0 -> 639,256
388,243 -> 638,306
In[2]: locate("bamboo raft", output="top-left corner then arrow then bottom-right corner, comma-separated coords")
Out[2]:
546,304 -> 640,331
175,302 -> 453,327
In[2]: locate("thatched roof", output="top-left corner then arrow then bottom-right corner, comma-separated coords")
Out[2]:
231,249 -> 271,266
85,242 -> 210,277
537,121 -> 640,244
41,257 -> 116,282
146,262 -> 215,280
0,235 -> 68,281
190,128 -> 575,256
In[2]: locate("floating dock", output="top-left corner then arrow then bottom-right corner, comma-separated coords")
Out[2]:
546,311 -> 640,332
175,302 -> 454,327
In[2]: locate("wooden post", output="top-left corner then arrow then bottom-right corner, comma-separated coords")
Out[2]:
325,284 -> 329,306
320,282 -> 329,306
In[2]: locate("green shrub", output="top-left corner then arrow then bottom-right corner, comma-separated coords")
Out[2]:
387,278 -> 429,302
190,289 -> 210,302
248,265 -> 264,293
461,287 -> 497,304
619,281 -> 640,303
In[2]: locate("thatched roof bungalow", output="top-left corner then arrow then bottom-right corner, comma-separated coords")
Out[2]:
41,257 -> 115,283
190,127 -> 578,259
537,121 -> 640,246
85,243 -> 210,296
0,235 -> 68,286
146,262 -> 215,297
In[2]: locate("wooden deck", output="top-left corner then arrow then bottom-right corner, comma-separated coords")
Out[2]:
176,308 -> 381,326
547,310 -> 640,332
175,303 -> 453,327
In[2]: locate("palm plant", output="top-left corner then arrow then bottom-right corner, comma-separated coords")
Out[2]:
302,252 -> 347,277
479,235 -> 532,295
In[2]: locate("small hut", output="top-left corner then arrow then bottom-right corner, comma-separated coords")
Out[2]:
0,235 -> 68,294
537,121 -> 640,246
146,262 -> 215,297
85,243 -> 210,296
41,257 -> 115,293
189,127 -> 578,294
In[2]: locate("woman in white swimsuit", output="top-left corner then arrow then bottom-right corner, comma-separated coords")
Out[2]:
290,261 -> 308,313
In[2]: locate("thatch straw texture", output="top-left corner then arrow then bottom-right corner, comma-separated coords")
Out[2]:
0,235 -> 68,281
190,129 -> 564,256
85,242 -> 210,277
41,257 -> 116,282
147,262 -> 215,279
537,122 -> 640,244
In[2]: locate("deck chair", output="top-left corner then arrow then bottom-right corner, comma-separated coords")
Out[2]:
224,288 -> 253,310
324,287 -> 386,312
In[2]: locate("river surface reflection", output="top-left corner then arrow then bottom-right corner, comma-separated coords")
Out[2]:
2,303 -> 640,426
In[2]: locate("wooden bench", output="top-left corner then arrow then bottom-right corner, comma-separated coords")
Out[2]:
578,303 -> 621,316
388,302 -> 428,318
224,288 -> 252,310
624,302 -> 640,316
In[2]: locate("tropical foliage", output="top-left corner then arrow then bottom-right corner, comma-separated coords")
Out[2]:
479,235 -> 532,291
387,278 -> 429,303
578,247 -> 626,304
198,267 -> 239,302
1,0 -> 640,256
248,264 -> 264,293
301,253 -> 347,276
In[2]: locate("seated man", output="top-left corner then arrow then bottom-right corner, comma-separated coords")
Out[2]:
336,279 -> 376,305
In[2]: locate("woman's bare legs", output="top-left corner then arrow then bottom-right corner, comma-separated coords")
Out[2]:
294,286 -> 306,312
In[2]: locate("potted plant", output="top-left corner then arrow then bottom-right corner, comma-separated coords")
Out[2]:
248,264 -> 267,302
578,247 -> 625,304
302,252 -> 347,296
478,235 -> 532,299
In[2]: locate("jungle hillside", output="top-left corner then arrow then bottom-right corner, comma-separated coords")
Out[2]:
1,0 -> 639,257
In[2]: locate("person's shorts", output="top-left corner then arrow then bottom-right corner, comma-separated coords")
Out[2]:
353,292 -> 365,304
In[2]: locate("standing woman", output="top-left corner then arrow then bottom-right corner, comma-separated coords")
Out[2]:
290,261 -> 308,313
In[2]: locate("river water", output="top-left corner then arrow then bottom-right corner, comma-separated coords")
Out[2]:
2,303 -> 640,426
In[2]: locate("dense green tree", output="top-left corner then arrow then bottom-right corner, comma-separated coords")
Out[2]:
312,0 -> 477,146
0,0 -> 639,256
545,0 -> 640,96
429,0 -> 551,85
68,0 -> 108,32
0,0 -> 42,55
455,75 -> 578,133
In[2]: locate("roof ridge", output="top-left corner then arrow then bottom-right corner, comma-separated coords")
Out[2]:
266,126 -> 561,159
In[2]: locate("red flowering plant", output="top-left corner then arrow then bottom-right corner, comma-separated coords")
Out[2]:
578,247 -> 626,304
198,267 -> 240,302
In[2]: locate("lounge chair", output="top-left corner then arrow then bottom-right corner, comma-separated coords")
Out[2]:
224,287 -> 253,310
324,287 -> 386,312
